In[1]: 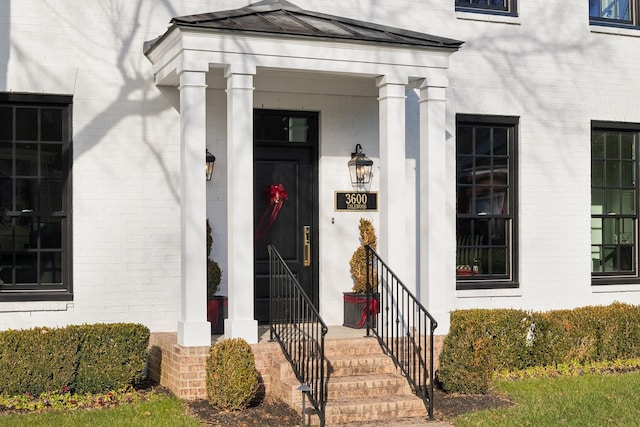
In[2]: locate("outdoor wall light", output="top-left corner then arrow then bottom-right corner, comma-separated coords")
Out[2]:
348,143 -> 373,186
205,149 -> 216,181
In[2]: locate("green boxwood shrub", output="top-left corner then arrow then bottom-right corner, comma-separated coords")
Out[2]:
206,338 -> 259,411
0,323 -> 149,396
70,323 -> 150,394
0,327 -> 79,396
437,303 -> 640,394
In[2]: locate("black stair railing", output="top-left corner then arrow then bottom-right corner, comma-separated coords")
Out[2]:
268,245 -> 328,427
364,245 -> 438,420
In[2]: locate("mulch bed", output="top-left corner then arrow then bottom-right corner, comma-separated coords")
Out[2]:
185,387 -> 514,426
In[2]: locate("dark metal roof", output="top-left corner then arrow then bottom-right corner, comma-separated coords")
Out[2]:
148,0 -> 462,53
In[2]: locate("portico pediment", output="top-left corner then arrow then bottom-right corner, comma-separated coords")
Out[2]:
144,0 -> 463,86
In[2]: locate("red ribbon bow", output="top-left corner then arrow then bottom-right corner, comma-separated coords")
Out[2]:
255,184 -> 288,242
356,297 -> 379,329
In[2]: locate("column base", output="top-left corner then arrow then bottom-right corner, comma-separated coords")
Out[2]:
177,321 -> 212,347
224,318 -> 259,344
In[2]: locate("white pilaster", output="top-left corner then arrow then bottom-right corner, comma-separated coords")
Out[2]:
377,75 -> 409,285
177,69 -> 211,347
418,76 -> 453,332
224,66 -> 258,344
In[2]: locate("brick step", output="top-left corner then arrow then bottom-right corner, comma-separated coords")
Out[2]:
279,372 -> 414,402
328,353 -> 398,377
294,395 -> 428,425
325,374 -> 415,399
324,337 -> 382,356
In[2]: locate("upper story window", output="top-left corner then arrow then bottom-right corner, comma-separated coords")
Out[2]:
591,122 -> 640,284
455,0 -> 518,16
589,0 -> 640,28
456,115 -> 518,290
0,93 -> 72,301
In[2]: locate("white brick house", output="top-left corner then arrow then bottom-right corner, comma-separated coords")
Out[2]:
0,0 -> 639,348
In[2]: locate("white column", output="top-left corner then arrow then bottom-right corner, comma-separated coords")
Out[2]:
418,76 -> 453,332
377,75 -> 409,284
224,66 -> 258,344
177,69 -> 211,347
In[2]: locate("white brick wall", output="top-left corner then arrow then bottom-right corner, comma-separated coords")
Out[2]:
1,0 -> 639,333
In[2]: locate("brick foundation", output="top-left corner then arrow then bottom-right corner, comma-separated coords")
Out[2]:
147,332 -> 446,401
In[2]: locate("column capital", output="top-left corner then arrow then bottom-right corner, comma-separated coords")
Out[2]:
224,63 -> 257,78
376,74 -> 408,88
176,51 -> 209,76
178,69 -> 207,89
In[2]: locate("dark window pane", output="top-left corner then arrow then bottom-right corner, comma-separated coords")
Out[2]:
489,219 -> 507,244
603,246 -> 618,272
476,128 -> 491,156
257,114 -> 288,142
15,108 -> 37,141
606,160 -> 620,186
15,252 -> 37,283
493,128 -> 508,155
592,245 -> 603,272
0,141 -> 12,178
0,225 -> 11,251
592,160 -> 605,187
0,178 -> 10,212
621,133 -> 635,160
40,220 -> 62,249
592,132 -> 605,158
41,109 -> 62,141
16,178 -> 38,212
15,143 -> 38,176
621,189 -> 635,214
457,127 -> 473,155
488,247 -> 508,275
605,189 -> 620,215
606,135 -> 620,158
41,179 -> 63,212
621,161 -> 635,187
0,107 -> 12,140
41,143 -> 63,178
592,188 -> 605,211
40,252 -> 62,283
603,217 -> 617,244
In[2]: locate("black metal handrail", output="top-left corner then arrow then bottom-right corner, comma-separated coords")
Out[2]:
268,245 -> 328,427
364,245 -> 438,420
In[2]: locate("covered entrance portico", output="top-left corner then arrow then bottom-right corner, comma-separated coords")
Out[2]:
144,0 -> 462,347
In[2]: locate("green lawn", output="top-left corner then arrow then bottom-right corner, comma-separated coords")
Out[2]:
454,371 -> 640,426
0,394 -> 201,427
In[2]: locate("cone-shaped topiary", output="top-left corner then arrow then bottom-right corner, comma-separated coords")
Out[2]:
206,338 -> 259,411
207,219 -> 222,298
349,218 -> 377,293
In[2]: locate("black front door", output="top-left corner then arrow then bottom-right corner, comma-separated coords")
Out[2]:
253,110 -> 319,323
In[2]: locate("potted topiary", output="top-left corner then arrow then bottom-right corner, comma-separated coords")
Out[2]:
343,218 -> 379,329
206,219 -> 226,335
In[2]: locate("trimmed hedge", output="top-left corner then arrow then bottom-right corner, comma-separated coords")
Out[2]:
0,323 -> 149,396
437,303 -> 640,394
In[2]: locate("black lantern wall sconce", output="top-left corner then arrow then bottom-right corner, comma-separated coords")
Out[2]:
205,149 -> 216,181
348,143 -> 373,186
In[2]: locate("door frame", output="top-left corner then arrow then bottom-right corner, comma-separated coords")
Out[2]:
253,109 -> 320,320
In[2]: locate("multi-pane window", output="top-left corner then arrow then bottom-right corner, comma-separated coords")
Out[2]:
455,0 -> 517,16
456,115 -> 518,289
591,123 -> 640,283
589,0 -> 640,27
0,93 -> 72,301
